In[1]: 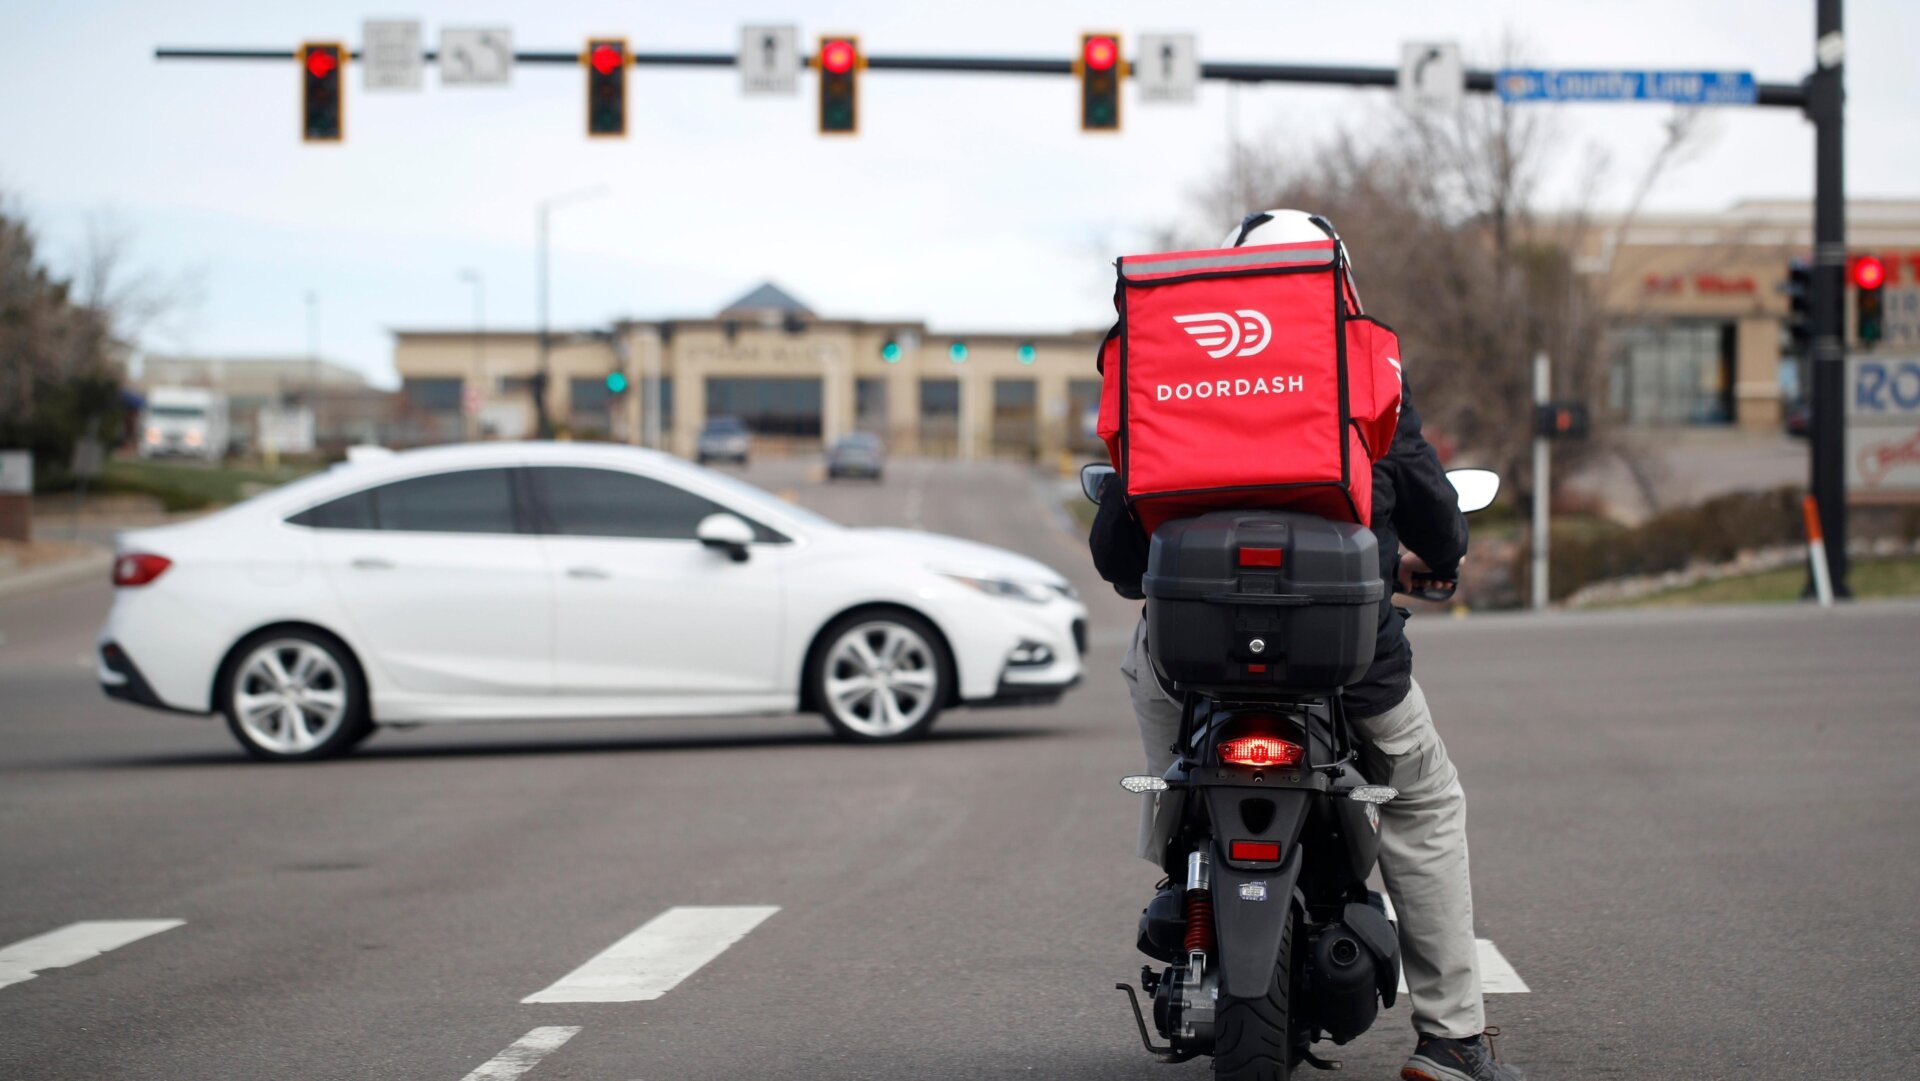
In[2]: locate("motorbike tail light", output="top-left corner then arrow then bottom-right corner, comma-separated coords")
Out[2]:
1228,840 -> 1281,862
1218,735 -> 1303,768
1238,546 -> 1284,568
113,553 -> 172,587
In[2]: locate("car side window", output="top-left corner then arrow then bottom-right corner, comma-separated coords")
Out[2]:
529,466 -> 784,542
288,468 -> 519,534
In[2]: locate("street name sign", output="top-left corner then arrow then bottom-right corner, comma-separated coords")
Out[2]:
362,19 -> 422,91
1497,69 -> 1756,105
440,27 -> 513,86
1847,355 -> 1920,502
740,25 -> 799,96
1135,33 -> 1198,104
1399,42 -> 1463,113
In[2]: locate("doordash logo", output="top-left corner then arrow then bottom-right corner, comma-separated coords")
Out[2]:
1173,310 -> 1272,358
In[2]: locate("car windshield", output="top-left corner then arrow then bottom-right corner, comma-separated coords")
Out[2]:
148,405 -> 206,418
702,418 -> 747,434
692,466 -> 841,531
835,434 -> 880,450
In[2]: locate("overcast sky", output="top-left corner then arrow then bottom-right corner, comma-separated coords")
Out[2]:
2,1 -> 1915,387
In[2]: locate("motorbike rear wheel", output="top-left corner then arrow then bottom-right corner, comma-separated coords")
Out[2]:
1211,906 -> 1299,1081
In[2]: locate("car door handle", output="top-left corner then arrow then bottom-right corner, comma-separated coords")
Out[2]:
350,557 -> 394,571
566,566 -> 611,580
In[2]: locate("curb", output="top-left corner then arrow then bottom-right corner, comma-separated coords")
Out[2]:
0,551 -> 112,600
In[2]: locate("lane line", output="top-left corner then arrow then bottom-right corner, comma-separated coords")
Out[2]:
522,905 -> 779,1004
459,1027 -> 581,1081
0,919 -> 185,991
1394,939 -> 1530,995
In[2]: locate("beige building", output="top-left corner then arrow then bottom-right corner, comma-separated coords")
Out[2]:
392,283 -> 1108,461
391,202 -> 1920,455
1576,198 -> 1920,430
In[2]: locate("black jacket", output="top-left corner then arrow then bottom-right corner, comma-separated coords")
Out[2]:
1086,379 -> 1466,717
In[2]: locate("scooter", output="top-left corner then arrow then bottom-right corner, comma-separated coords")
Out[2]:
1081,464 -> 1500,1080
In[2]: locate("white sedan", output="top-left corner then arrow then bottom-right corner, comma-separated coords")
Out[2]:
97,442 -> 1087,760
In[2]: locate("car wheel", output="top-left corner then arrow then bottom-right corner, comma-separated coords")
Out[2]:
220,630 -> 371,761
810,611 -> 949,742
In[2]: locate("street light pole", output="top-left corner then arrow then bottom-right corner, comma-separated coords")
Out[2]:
459,269 -> 485,440
534,186 -> 608,439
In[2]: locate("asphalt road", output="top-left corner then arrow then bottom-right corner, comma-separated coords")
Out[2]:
2,458 -> 1916,1080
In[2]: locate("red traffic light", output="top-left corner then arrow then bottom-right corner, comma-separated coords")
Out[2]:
305,49 -> 337,79
821,38 -> 856,74
590,44 -> 624,76
1853,255 -> 1886,291
1083,35 -> 1118,71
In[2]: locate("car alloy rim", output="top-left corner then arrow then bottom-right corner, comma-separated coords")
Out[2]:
824,621 -> 938,737
233,639 -> 348,754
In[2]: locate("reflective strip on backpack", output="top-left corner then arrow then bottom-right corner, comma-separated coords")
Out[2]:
1122,241 -> 1336,281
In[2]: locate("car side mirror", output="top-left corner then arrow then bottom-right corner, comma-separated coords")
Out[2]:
1080,463 -> 1116,505
1445,468 -> 1500,514
695,513 -> 755,563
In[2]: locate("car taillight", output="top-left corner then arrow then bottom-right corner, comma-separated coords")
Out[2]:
1218,734 -> 1303,768
113,553 -> 172,587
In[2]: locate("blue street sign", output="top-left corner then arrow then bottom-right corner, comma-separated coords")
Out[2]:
1496,69 -> 1757,105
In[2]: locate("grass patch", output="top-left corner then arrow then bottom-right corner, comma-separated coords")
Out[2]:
97,459 -> 322,512
1606,556 -> 1920,609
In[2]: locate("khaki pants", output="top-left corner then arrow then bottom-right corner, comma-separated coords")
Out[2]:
1120,616 -> 1485,1039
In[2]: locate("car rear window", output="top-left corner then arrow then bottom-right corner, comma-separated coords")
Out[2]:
288,468 -> 518,534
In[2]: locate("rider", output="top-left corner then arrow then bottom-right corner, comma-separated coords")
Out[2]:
1093,210 -> 1526,1081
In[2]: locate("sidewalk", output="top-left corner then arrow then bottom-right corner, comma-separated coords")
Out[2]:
0,538 -> 112,599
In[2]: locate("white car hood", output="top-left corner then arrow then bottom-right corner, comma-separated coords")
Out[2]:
847,527 -> 1069,587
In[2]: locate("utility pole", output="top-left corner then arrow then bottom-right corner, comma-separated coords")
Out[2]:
535,187 -> 607,440
1531,352 -> 1551,611
1806,0 -> 1851,597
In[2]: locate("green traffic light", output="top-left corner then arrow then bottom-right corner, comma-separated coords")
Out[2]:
1018,343 -> 1036,364
606,372 -> 629,393
882,340 -> 901,362
949,342 -> 968,363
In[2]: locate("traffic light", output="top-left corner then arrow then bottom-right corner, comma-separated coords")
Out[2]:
1534,402 -> 1590,441
1784,258 -> 1813,360
881,338 -> 902,363
1078,33 -> 1122,131
1018,342 -> 1037,364
606,371 -> 629,395
1854,254 -> 1886,345
817,36 -> 859,134
948,341 -> 969,363
585,38 -> 627,137
300,42 -> 345,143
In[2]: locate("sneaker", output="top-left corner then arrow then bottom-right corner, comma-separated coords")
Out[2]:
1401,1028 -> 1526,1081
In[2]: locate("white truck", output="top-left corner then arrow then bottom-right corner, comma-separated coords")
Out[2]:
139,387 -> 231,461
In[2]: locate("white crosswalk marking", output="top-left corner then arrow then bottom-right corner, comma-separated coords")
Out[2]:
522,905 -> 779,1004
0,919 -> 185,991
1395,939 -> 1531,994
460,1027 -> 581,1081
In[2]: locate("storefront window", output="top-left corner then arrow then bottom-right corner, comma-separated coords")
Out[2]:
402,377 -> 463,414
706,377 -> 822,436
1068,379 -> 1104,452
1610,322 -> 1735,426
992,379 -> 1037,456
568,377 -> 613,436
855,378 -> 889,435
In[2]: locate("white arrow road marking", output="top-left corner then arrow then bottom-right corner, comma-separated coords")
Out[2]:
522,905 -> 779,1004
0,919 -> 185,991
460,1027 -> 581,1081
1395,939 -> 1531,995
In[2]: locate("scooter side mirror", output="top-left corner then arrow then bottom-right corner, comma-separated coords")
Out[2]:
1446,468 -> 1500,514
1080,463 -> 1116,505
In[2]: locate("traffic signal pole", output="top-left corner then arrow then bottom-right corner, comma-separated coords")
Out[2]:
158,30 -> 1845,599
1807,0 -> 1850,597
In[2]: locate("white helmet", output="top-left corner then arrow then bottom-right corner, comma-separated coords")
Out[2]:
1220,208 -> 1362,309
1219,208 -> 1338,251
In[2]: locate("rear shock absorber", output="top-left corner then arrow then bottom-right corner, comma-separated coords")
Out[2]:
1183,850 -> 1215,956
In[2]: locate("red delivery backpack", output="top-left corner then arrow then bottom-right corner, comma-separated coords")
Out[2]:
1096,236 -> 1403,534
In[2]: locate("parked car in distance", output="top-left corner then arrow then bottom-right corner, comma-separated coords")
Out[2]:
826,432 -> 885,481
696,416 -> 752,465
98,442 -> 1087,760
139,386 -> 231,461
